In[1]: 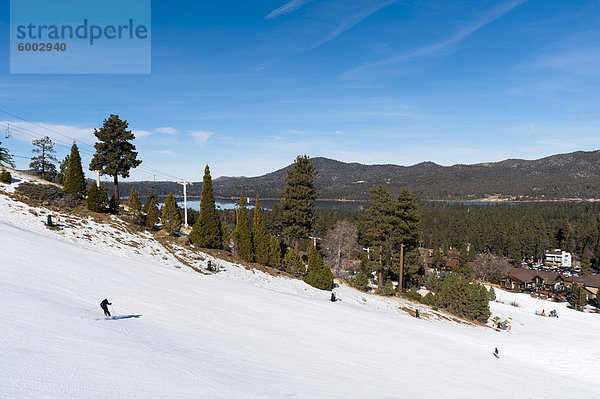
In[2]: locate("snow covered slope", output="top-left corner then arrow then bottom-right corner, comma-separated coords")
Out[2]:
1,173 -> 599,398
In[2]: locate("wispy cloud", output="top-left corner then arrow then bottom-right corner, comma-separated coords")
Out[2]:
133,129 -> 152,138
155,126 -> 179,135
2,120 -> 96,146
265,0 -> 315,20
345,0 -> 527,77
189,130 -> 215,144
311,0 -> 397,48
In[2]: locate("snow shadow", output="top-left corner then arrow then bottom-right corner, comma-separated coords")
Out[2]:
106,314 -> 143,320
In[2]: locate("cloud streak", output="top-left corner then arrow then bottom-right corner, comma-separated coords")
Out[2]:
265,0 -> 315,19
189,130 -> 215,144
345,0 -> 527,77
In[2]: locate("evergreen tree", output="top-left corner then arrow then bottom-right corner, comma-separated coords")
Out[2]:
568,283 -> 585,310
86,183 -> 109,213
127,187 -> 143,224
489,286 -> 496,301
580,251 -> 592,277
360,185 -> 394,289
303,241 -> 334,290
283,249 -> 304,275
57,155 -> 69,185
89,114 -> 142,202
145,199 -> 159,229
279,155 -> 318,253
142,189 -> 158,214
390,189 -> 422,291
161,192 -> 182,234
30,136 -> 57,181
0,140 -> 14,167
190,165 -> 223,248
233,189 -> 253,261
63,143 -> 87,197
268,235 -> 282,268
252,195 -> 270,265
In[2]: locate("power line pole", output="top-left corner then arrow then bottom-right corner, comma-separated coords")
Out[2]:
178,181 -> 193,227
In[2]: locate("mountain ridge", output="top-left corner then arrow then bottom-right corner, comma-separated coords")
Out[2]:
111,149 -> 600,201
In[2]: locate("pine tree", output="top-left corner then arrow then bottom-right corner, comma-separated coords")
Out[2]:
57,155 -> 69,185
190,165 -> 223,248
489,286 -> 496,301
86,183 -> 109,213
89,114 -> 142,202
30,136 -> 57,181
268,235 -> 282,268
63,143 -> 87,197
568,283 -> 585,310
0,140 -> 14,167
142,189 -> 158,214
145,199 -> 159,229
161,192 -> 182,234
360,185 -> 393,289
283,249 -> 304,275
303,241 -> 334,290
128,187 -> 143,224
252,195 -> 270,265
233,189 -> 253,261
279,155 -> 318,253
580,251 -> 592,277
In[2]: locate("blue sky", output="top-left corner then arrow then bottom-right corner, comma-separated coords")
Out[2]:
1,0 -> 600,182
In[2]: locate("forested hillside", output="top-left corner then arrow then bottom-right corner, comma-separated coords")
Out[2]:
110,150 -> 600,201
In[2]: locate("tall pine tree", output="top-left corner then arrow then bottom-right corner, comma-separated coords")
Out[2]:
127,187 -> 143,224
252,195 -> 270,265
145,199 -> 159,229
30,136 -> 57,181
190,165 -> 223,248
360,186 -> 394,289
279,155 -> 318,253
233,189 -> 253,262
161,192 -> 182,234
63,143 -> 87,197
89,114 -> 142,202
268,235 -> 282,268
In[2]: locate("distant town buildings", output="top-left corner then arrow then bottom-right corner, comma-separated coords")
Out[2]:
544,249 -> 572,268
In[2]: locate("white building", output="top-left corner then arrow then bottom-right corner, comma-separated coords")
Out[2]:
544,249 -> 572,268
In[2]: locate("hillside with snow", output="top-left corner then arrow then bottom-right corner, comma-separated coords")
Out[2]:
1,170 -> 599,398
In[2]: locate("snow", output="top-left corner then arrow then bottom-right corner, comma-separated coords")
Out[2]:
1,171 -> 600,398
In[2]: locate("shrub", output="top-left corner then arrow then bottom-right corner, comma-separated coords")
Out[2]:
376,280 -> 395,296
405,288 -> 422,302
0,169 -> 11,184
488,286 -> 496,301
350,268 -> 370,291
86,184 -> 109,213
16,182 -> 79,208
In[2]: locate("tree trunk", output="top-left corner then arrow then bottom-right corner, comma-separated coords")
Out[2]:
113,174 -> 119,201
294,238 -> 299,254
378,244 -> 383,289
398,243 -> 404,293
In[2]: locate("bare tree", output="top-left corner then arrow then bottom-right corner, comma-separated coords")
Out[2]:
322,220 -> 360,277
474,254 -> 512,282
30,136 -> 57,181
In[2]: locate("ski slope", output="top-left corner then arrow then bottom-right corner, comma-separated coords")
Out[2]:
1,173 -> 599,398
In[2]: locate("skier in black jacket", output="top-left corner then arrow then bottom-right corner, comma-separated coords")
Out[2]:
100,298 -> 112,316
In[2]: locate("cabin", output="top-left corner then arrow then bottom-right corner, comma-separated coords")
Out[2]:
501,268 -> 569,292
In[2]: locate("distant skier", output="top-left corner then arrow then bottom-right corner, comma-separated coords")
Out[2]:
330,292 -> 336,302
494,347 -> 499,358
100,298 -> 112,317
415,309 -> 420,318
